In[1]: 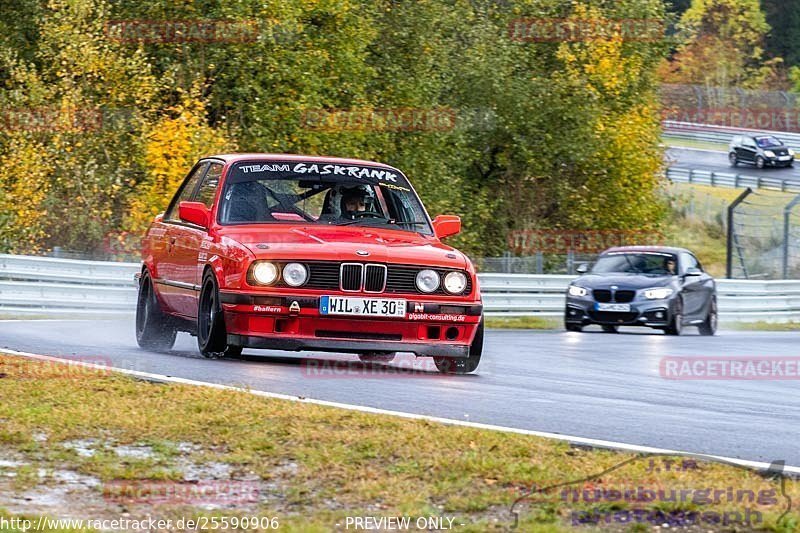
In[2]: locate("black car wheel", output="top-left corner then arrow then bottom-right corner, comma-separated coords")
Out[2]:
197,271 -> 241,358
756,156 -> 765,169
434,319 -> 483,374
135,271 -> 177,351
698,298 -> 717,336
601,325 -> 619,333
664,298 -> 683,336
565,323 -> 583,332
728,152 -> 738,167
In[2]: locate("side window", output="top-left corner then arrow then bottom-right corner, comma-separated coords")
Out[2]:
680,252 -> 698,274
165,163 -> 208,221
196,163 -> 223,208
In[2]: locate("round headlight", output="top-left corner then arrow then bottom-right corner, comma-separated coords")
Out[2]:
282,262 -> 308,287
443,271 -> 467,294
415,269 -> 440,293
252,262 -> 279,285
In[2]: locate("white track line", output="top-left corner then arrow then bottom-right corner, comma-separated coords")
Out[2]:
3,347 -> 799,474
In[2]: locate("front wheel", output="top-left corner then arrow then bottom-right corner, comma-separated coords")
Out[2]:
135,271 -> 177,351
698,298 -> 717,336
197,271 -> 240,358
601,325 -> 619,333
756,156 -> 765,169
664,299 -> 683,336
729,152 -> 738,167
434,319 -> 483,374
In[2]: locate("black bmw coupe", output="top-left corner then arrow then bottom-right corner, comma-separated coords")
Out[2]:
564,246 -> 717,335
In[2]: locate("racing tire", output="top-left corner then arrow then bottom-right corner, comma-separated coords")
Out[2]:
756,156 -> 765,169
728,152 -> 738,167
135,271 -> 177,351
565,323 -> 583,332
601,325 -> 619,333
698,298 -> 717,336
358,352 -> 396,363
197,271 -> 239,359
433,319 -> 483,374
664,299 -> 683,336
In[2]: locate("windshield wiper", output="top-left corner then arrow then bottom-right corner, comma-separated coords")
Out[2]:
622,255 -> 640,273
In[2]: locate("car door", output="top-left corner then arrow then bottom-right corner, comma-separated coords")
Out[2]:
739,137 -> 757,163
158,162 -> 209,316
169,161 -> 224,319
679,252 -> 711,321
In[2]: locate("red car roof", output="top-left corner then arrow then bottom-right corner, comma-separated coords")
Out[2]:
207,153 -> 398,170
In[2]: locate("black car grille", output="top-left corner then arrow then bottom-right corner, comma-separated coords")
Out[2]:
288,261 -> 471,295
590,311 -> 638,324
592,289 -> 635,303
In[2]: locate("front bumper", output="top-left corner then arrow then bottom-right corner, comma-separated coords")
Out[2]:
766,155 -> 794,167
220,291 -> 482,358
565,295 -> 676,327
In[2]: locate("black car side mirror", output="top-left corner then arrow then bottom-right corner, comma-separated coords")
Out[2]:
576,263 -> 589,274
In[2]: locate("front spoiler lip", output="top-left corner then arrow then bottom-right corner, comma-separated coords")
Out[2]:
227,334 -> 470,358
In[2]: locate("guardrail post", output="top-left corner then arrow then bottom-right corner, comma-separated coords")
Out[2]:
727,188 -> 752,278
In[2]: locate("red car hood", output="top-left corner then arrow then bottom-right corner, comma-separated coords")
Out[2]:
218,225 -> 468,269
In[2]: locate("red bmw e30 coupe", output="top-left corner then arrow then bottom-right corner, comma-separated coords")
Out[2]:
135,154 -> 483,373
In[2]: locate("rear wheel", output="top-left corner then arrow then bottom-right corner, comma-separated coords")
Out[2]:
135,272 -> 177,351
565,323 -> 583,332
729,152 -> 738,167
601,325 -> 619,333
664,299 -> 684,336
358,352 -> 396,363
434,319 -> 483,374
197,271 -> 240,358
698,298 -> 717,336
756,156 -> 765,169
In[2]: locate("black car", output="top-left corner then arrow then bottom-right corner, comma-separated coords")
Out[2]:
729,134 -> 794,168
564,246 -> 716,335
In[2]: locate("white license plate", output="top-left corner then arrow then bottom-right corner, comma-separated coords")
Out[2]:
320,296 -> 406,317
780,155 -> 792,161
595,303 -> 631,312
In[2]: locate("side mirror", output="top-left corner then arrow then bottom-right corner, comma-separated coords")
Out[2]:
178,201 -> 210,229
432,215 -> 461,239
576,263 -> 589,274
685,267 -> 702,277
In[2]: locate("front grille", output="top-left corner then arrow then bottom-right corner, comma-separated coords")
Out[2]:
592,289 -> 634,303
287,261 -> 472,296
590,311 -> 638,323
615,290 -> 635,303
593,289 -> 612,302
340,264 -> 362,291
364,264 -> 387,292
315,330 -> 402,341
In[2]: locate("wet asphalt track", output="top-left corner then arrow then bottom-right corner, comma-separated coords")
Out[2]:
2,319 -> 799,465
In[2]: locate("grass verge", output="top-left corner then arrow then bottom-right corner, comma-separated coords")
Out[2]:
0,353 -> 797,532
485,317 -> 560,330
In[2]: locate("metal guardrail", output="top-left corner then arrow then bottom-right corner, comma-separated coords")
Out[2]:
1,255 -> 799,323
663,120 -> 800,151
666,167 -> 800,194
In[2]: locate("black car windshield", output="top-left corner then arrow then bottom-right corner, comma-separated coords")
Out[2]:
755,136 -> 783,148
591,252 -> 678,275
219,161 -> 433,235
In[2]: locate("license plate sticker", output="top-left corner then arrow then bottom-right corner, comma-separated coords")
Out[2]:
595,302 -> 631,312
320,296 -> 406,317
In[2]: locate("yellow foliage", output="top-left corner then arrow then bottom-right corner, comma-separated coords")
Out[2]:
125,91 -> 235,233
0,138 -> 51,253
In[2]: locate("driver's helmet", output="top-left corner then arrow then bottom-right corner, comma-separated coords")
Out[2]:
339,185 -> 370,217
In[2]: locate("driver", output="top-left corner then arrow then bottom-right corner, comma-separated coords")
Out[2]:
340,186 -> 369,219
664,257 -> 677,275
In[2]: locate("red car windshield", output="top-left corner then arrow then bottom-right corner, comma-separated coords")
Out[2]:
218,161 -> 433,235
